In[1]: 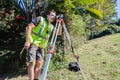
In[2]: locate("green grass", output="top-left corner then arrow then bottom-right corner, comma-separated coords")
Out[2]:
46,33 -> 120,80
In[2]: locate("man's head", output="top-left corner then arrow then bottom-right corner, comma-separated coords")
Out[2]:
47,10 -> 56,23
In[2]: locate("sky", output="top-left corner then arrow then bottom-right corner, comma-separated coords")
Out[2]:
116,0 -> 120,19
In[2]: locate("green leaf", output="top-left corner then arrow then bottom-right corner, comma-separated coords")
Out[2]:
87,8 -> 103,19
76,0 -> 105,5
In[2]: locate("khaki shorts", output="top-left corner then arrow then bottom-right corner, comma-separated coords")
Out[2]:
27,44 -> 44,62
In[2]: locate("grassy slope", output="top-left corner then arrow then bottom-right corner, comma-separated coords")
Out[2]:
77,33 -> 120,80
9,33 -> 120,80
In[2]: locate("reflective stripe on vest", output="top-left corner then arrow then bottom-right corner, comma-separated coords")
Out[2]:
32,17 -> 44,37
31,17 -> 49,40
30,16 -> 53,48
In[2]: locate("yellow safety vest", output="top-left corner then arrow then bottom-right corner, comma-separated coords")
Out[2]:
30,16 -> 53,48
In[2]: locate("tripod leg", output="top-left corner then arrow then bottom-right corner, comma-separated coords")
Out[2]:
63,32 -> 67,54
62,23 -> 88,80
62,23 -> 81,63
62,24 -> 72,45
50,22 -> 59,44
62,24 -> 76,54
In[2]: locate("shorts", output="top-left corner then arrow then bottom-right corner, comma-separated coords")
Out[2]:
27,44 -> 44,62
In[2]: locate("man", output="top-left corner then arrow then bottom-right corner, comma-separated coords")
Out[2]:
24,10 -> 56,80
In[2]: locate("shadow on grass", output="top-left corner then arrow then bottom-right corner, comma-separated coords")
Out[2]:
0,49 -> 27,80
0,67 -> 27,80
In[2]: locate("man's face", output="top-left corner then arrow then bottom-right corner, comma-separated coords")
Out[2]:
47,12 -> 56,23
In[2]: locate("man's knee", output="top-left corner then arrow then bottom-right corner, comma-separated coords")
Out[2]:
36,60 -> 43,69
37,59 -> 43,64
29,62 -> 36,67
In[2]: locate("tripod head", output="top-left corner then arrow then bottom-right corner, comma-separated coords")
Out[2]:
55,14 -> 64,25
56,14 -> 64,19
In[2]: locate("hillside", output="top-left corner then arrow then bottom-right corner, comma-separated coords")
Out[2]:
2,33 -> 120,80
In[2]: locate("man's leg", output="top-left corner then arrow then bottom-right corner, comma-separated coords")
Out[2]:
34,59 -> 43,79
28,62 -> 36,80
27,44 -> 38,80
34,48 -> 44,79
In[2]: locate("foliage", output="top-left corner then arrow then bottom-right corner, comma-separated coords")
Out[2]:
47,0 -> 117,42
86,8 -> 103,19
75,0 -> 106,5
65,14 -> 85,35
47,0 -> 106,14
0,0 -> 27,73
64,13 -> 86,46
95,0 -> 117,23
88,24 -> 120,39
82,0 -> 117,40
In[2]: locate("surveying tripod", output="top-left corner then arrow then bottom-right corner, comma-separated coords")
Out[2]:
40,14 -> 87,80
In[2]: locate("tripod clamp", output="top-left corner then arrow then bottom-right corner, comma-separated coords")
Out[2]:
48,45 -> 55,54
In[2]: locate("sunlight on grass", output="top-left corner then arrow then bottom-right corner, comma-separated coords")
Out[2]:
47,33 -> 120,80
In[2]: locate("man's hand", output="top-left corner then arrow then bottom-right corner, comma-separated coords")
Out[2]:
56,18 -> 64,24
48,45 -> 55,54
24,41 -> 30,50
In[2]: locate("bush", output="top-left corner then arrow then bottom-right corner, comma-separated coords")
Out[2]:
88,24 -> 120,39
0,0 -> 27,74
64,13 -> 86,46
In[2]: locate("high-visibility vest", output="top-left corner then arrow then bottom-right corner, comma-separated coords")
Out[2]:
30,16 -> 53,48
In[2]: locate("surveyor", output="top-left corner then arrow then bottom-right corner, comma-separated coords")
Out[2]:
24,10 -> 56,80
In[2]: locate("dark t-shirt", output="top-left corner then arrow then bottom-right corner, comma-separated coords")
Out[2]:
31,17 -> 41,26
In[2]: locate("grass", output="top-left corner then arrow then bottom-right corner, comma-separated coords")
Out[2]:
3,33 -> 120,80
76,33 -> 120,80
46,33 -> 120,80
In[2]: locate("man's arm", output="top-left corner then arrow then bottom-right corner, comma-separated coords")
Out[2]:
25,23 -> 35,42
24,22 -> 35,49
24,16 -> 41,49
